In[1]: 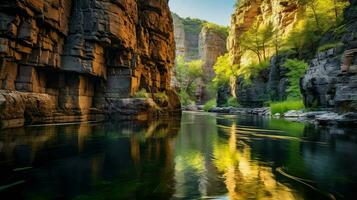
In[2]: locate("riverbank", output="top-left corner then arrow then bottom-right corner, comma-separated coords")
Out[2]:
182,105 -> 357,127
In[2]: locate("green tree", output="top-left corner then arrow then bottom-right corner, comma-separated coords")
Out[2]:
283,59 -> 309,99
239,21 -> 274,63
175,56 -> 203,105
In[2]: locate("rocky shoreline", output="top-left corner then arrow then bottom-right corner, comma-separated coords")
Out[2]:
182,105 -> 357,127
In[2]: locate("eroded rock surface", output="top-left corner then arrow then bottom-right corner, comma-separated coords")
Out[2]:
301,0 -> 357,112
0,0 -> 179,129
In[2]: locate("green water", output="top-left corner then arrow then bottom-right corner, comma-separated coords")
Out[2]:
0,111 -> 356,200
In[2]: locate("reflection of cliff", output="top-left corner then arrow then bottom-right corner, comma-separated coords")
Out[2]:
0,117 -> 180,199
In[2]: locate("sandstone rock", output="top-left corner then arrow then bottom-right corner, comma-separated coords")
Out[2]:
0,0 -> 178,128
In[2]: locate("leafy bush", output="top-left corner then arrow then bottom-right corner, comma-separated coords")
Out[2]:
175,56 -> 203,105
318,42 -> 344,52
270,100 -> 305,114
213,53 -> 238,88
283,59 -> 308,99
134,88 -> 150,98
179,90 -> 194,106
153,92 -> 169,102
203,22 -> 229,38
203,99 -> 217,111
227,97 -> 239,107
237,60 -> 270,82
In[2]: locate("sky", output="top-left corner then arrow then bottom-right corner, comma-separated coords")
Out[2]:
169,0 -> 236,26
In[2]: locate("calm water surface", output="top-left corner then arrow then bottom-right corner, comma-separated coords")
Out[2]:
0,111 -> 357,200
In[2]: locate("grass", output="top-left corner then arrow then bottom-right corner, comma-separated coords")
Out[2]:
226,97 -> 239,107
270,100 -> 305,114
203,99 -> 217,111
133,88 -> 150,98
318,42 -> 344,52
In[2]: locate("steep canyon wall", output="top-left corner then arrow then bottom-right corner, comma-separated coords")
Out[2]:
0,0 -> 179,128
226,0 -> 356,112
172,14 -> 227,103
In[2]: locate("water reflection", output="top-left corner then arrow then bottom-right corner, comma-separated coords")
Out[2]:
0,112 -> 356,200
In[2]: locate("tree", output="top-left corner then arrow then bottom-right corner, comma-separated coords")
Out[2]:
175,56 -> 203,105
239,21 -> 274,63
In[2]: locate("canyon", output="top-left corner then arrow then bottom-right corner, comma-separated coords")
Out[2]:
221,0 -> 357,113
172,14 -> 227,103
0,0 -> 180,129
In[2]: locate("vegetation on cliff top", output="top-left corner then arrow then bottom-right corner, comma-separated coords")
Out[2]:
210,0 -> 349,108
202,22 -> 229,38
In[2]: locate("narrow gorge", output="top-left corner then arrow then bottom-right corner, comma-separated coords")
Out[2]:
1,1 -> 357,199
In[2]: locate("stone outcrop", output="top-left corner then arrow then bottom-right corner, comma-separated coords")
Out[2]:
172,13 -> 203,61
172,13 -> 228,103
221,0 -> 299,107
0,0 -> 179,129
301,0 -> 357,112
228,0 -> 298,64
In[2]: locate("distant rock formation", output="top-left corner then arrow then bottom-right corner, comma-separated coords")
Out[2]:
172,14 -> 227,103
0,0 -> 179,129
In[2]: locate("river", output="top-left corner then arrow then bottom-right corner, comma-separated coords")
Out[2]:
0,111 -> 356,200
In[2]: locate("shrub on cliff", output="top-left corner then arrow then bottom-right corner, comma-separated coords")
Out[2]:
175,56 -> 203,105
283,59 -> 309,99
213,53 -> 238,88
203,22 -> 229,38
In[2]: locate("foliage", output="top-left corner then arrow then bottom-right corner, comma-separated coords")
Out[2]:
203,99 -> 217,111
213,53 -> 238,88
153,92 -> 169,102
239,21 -> 275,63
203,22 -> 229,38
270,100 -> 305,114
237,60 -> 270,82
179,90 -> 194,106
133,88 -> 149,98
285,0 -> 349,54
227,97 -> 239,107
283,59 -> 309,99
181,17 -> 205,35
318,42 -> 344,52
175,56 -> 203,105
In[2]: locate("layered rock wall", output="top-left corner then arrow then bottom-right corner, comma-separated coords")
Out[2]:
301,0 -> 357,112
226,0 -> 299,106
172,14 -> 227,103
0,0 -> 178,129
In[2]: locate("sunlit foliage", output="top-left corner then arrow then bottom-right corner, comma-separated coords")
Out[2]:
175,56 -> 203,105
282,59 -> 308,99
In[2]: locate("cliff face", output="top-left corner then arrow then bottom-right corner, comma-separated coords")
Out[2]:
0,0 -> 178,128
228,0 -> 298,64
227,0 -> 299,106
199,26 -> 227,81
172,14 -> 203,61
172,14 -> 227,103
301,0 -> 357,112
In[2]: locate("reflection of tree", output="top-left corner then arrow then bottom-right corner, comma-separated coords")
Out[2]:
213,123 -> 300,200
173,112 -> 226,198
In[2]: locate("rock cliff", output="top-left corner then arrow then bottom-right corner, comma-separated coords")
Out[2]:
301,0 -> 357,112
226,0 -> 299,106
0,0 -> 179,129
172,14 -> 227,103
